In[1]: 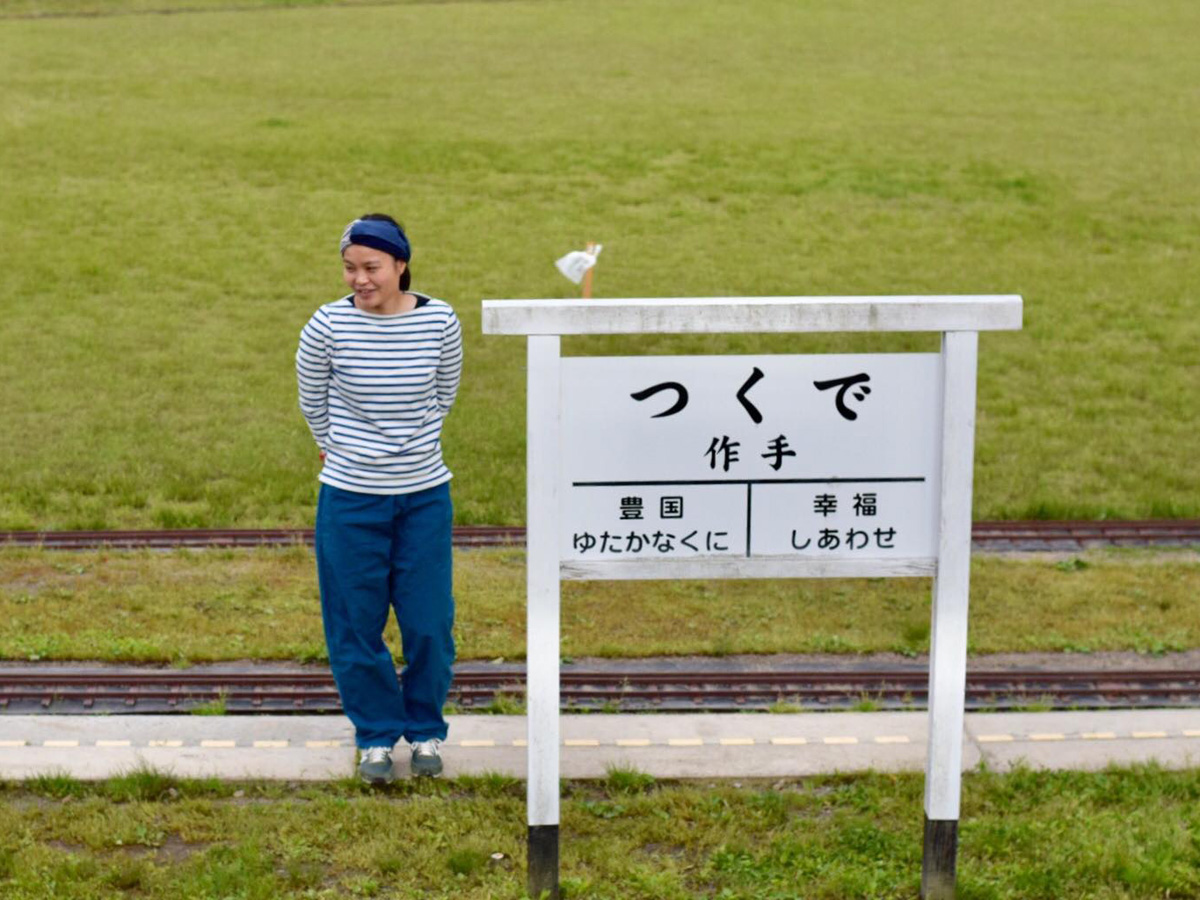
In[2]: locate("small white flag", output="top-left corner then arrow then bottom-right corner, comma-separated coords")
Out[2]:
555,244 -> 603,285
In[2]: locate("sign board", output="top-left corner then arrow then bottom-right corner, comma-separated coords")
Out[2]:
481,295 -> 1023,900
562,353 -> 940,566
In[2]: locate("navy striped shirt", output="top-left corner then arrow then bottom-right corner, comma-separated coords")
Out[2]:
297,293 -> 463,495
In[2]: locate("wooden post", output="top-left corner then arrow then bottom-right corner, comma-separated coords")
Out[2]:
921,329 -> 979,900
526,335 -> 562,900
580,242 -> 596,300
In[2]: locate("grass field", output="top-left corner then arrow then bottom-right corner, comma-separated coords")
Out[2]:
1,764 -> 1198,898
2,546 -> 1196,662
0,0 -> 1197,530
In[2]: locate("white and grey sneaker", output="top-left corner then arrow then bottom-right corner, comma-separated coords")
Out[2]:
410,739 -> 443,777
359,746 -> 394,785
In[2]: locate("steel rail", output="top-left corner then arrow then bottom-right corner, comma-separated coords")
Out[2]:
4,668 -> 1199,714
0,526 -> 524,550
3,669 -> 1196,686
1,520 -> 1197,551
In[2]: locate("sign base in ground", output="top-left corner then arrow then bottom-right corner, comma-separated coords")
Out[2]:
528,825 -> 560,899
921,817 -> 959,899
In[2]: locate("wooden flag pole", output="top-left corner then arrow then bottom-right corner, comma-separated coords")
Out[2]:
581,242 -> 596,300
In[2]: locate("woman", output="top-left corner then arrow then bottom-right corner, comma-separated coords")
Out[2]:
296,213 -> 463,782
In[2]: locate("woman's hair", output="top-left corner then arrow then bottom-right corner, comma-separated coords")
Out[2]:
360,212 -> 411,291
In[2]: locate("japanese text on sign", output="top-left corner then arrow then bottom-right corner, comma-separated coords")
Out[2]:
560,354 -> 942,562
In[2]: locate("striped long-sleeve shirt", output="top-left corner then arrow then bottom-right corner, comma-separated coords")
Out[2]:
296,293 -> 463,495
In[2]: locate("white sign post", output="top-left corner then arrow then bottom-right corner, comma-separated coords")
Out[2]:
482,296 -> 1022,900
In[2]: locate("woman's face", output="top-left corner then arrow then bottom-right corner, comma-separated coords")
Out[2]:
342,244 -> 406,312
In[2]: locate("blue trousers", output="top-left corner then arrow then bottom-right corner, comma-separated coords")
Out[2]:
315,481 -> 455,749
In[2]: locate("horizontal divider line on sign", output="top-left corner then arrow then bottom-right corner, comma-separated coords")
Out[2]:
571,476 -> 926,486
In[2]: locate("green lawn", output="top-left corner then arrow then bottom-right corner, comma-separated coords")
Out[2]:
2,765 -> 1197,898
1,0 -> 1198,530
2,546 -> 1196,662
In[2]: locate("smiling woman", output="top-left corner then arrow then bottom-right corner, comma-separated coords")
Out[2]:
296,213 -> 464,785
340,213 -> 414,313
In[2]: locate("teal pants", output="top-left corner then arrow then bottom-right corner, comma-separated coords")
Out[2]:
315,481 -> 455,749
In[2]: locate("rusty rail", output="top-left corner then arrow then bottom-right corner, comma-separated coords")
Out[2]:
1,520 -> 1197,551
3,666 -> 1198,714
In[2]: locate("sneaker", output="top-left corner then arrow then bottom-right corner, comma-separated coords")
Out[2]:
359,746 -> 394,785
410,739 -> 443,777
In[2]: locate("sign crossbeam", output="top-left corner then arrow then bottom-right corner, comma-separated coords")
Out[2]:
483,295 -> 1022,900
483,295 -> 1022,335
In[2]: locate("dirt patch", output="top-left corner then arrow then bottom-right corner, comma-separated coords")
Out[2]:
45,839 -> 86,853
638,842 -> 686,858
154,834 -> 210,863
0,572 -> 58,597
5,795 -> 60,810
115,834 -> 211,862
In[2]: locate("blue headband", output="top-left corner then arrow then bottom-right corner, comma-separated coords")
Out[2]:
339,218 -> 412,262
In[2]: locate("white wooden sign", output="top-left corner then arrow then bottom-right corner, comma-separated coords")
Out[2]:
562,353 -> 940,569
482,295 -> 1023,900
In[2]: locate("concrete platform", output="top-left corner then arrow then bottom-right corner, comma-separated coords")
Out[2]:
2,709 -> 1198,781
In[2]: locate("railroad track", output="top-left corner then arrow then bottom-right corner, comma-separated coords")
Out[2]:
1,520 -> 1198,551
4,667 -> 1199,714
0,526 -> 524,551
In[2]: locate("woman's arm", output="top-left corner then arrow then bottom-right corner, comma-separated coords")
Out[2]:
296,308 -> 333,448
436,309 -> 464,416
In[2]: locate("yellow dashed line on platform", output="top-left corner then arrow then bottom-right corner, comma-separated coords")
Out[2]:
15,723 -> 1197,762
